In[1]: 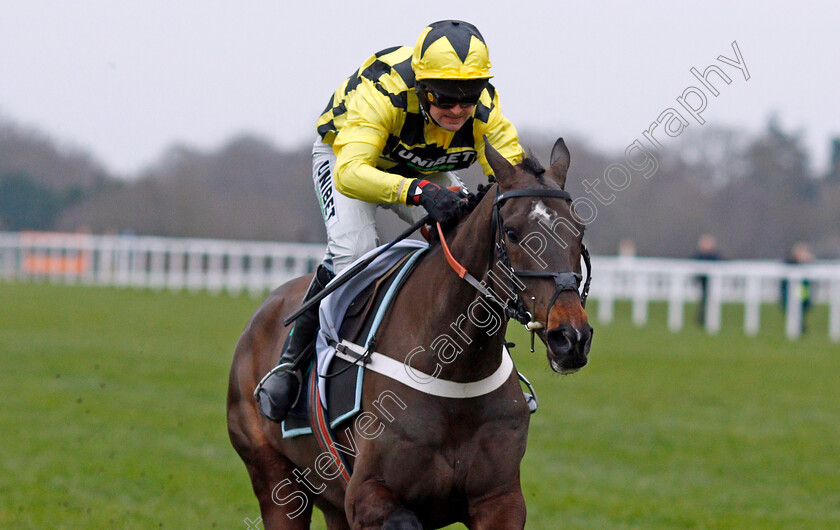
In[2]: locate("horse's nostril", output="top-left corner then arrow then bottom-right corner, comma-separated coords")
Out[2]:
580,324 -> 593,343
580,324 -> 593,353
562,328 -> 576,347
547,325 -> 575,354
547,323 -> 592,357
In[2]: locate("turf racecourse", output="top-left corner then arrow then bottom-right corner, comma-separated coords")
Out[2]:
1,282 -> 839,529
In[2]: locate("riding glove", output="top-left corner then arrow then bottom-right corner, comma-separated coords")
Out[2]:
407,179 -> 463,225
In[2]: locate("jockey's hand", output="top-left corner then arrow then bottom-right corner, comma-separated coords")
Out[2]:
407,179 -> 464,225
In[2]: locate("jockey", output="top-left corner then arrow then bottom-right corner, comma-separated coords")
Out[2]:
256,20 -> 525,422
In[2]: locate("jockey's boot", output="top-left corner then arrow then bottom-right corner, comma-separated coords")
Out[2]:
255,264 -> 334,423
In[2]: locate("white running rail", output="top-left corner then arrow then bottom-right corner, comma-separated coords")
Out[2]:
1,232 -> 838,342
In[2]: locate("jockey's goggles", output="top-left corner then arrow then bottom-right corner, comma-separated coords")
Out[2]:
421,87 -> 480,109
418,78 -> 487,110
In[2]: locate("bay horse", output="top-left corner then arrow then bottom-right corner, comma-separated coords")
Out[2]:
227,138 -> 593,529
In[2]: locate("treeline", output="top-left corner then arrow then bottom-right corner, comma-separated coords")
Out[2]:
1,116 -> 838,259
0,121 -> 114,231
0,121 -> 325,243
558,120 -> 840,260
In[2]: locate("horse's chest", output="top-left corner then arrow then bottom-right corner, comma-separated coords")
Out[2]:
374,400 -> 529,495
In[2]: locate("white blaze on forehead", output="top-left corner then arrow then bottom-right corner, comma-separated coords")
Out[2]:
528,200 -> 557,225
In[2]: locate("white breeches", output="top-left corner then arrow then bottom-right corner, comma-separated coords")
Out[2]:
311,139 -> 463,273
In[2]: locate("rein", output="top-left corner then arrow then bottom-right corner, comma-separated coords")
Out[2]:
436,186 -> 592,348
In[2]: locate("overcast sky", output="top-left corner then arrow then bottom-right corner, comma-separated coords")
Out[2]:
1,1 -> 837,176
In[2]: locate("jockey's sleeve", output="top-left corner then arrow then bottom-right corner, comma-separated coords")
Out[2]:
474,89 -> 525,176
333,141 -> 412,204
331,79 -> 413,204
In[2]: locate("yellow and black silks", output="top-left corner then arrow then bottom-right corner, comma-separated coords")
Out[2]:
315,43 -> 523,205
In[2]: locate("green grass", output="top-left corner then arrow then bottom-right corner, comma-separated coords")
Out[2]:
1,283 -> 838,528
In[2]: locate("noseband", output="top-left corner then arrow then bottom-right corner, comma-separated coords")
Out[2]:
437,185 -> 592,331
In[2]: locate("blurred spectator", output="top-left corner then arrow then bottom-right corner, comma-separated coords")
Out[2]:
693,234 -> 721,326
780,242 -> 814,333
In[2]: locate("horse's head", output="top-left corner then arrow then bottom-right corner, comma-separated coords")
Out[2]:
484,137 -> 593,374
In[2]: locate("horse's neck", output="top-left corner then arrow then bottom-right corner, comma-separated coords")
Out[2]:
400,190 -> 508,381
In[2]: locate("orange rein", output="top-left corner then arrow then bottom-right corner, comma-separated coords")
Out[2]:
436,221 -> 469,279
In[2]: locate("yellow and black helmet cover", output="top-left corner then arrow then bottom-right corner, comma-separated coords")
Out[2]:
411,20 -> 493,81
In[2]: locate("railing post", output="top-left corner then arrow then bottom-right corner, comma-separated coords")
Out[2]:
830,278 -> 840,343
597,269 -> 614,324
130,241 -> 149,288
0,233 -> 19,279
80,236 -> 94,285
207,246 -> 224,294
97,237 -> 114,285
705,273 -> 722,334
784,272 -> 803,340
744,275 -> 762,336
632,270 -> 648,327
64,245 -> 79,284
167,244 -> 185,291
148,241 -> 166,289
667,272 -> 685,332
227,251 -> 244,295
248,250 -> 268,296
114,236 -> 131,286
48,243 -> 61,283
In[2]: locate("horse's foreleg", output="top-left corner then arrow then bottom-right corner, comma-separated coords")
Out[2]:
242,444 -> 315,529
320,501 -> 351,530
345,479 -> 421,530
466,489 -> 526,530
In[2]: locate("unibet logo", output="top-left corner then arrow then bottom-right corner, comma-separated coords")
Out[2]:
395,148 -> 476,172
316,160 -> 335,221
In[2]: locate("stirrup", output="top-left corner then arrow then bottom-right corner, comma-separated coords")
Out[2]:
524,392 -> 538,414
517,370 -> 539,414
253,362 -> 304,409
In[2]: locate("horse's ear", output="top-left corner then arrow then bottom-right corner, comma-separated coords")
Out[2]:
483,135 -> 515,188
548,137 -> 570,189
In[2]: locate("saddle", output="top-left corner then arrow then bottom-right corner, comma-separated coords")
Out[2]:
280,246 -> 425,439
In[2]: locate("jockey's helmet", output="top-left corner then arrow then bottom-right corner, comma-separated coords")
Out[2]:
412,20 -> 492,110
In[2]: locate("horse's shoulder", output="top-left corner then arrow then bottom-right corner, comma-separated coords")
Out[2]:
245,275 -> 312,338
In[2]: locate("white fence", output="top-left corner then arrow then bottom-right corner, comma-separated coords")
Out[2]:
594,256 -> 840,342
0,231 -> 324,295
1,231 -> 838,342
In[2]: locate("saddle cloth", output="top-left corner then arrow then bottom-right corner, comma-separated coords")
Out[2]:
281,239 -> 428,438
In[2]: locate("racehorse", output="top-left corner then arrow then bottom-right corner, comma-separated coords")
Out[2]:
227,138 -> 593,529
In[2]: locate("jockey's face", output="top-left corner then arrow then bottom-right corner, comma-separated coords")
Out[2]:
429,102 -> 475,132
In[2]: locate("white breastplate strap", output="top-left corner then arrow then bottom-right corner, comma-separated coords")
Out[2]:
332,340 -> 515,399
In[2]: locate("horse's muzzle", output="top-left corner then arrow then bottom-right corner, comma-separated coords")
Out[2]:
545,323 -> 593,374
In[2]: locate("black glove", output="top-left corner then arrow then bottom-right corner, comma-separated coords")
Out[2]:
406,179 -> 463,225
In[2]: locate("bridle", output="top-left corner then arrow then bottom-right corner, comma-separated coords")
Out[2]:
493,187 -> 592,320
437,185 -> 592,340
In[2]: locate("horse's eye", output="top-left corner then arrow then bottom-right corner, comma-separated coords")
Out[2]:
505,228 -> 519,243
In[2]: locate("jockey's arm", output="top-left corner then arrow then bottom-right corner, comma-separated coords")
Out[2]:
333,141 -> 413,204
331,79 -> 414,204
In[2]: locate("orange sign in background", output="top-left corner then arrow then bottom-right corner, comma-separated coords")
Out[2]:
19,232 -> 92,275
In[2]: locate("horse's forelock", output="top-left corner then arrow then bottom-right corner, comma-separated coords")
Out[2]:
519,156 -> 546,183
